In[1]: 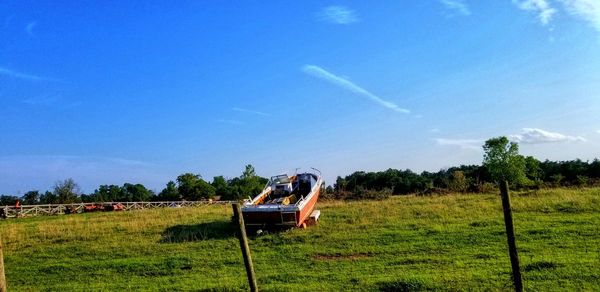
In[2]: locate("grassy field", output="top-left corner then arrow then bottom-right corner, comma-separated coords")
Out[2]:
1,188 -> 599,291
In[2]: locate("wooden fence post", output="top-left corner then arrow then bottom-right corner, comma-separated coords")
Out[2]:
1,235 -> 7,292
232,203 -> 258,292
500,180 -> 523,292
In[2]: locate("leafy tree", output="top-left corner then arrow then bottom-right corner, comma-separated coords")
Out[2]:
22,190 -> 40,205
589,159 -> 600,178
218,165 -> 268,200
176,173 -> 215,200
241,164 -> 256,179
211,176 -> 231,199
121,183 -> 154,201
482,137 -> 527,185
54,178 -> 81,203
157,181 -> 180,201
576,175 -> 589,186
0,195 -> 19,206
524,156 -> 542,183
80,193 -> 95,203
325,185 -> 334,194
550,173 -> 564,185
93,185 -> 124,202
39,191 -> 58,204
334,176 -> 347,192
239,165 -> 265,199
448,171 -> 468,193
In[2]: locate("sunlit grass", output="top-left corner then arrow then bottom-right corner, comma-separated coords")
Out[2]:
1,188 -> 599,290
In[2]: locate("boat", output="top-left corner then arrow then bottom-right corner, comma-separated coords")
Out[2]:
241,168 -> 324,228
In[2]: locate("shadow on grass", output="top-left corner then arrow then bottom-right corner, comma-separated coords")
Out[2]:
524,260 -> 559,272
377,278 -> 434,291
160,220 -> 235,243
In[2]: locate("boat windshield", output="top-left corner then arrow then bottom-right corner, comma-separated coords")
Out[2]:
270,175 -> 290,184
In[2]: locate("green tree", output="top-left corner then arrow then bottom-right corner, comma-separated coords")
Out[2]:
482,137 -> 527,185
157,181 -> 180,201
524,156 -> 542,183
22,190 -> 40,205
334,176 -> 347,192
239,164 -> 266,199
241,164 -> 256,180
211,176 -> 231,199
54,178 -> 81,204
39,191 -> 58,204
122,183 -> 154,201
0,195 -> 19,205
448,171 -> 468,193
176,173 -> 215,200
93,185 -> 123,202
219,165 -> 268,200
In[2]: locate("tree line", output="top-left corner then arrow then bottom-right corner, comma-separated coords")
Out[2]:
329,137 -> 600,200
2,138 -> 600,205
0,165 -> 267,206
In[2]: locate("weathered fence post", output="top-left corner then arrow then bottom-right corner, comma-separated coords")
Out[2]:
500,180 -> 523,292
232,203 -> 258,292
1,235 -> 7,292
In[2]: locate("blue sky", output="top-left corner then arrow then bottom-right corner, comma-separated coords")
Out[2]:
1,1 -> 599,194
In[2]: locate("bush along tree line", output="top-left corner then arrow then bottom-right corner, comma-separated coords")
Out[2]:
2,141 -> 600,205
326,138 -> 600,200
0,165 -> 267,205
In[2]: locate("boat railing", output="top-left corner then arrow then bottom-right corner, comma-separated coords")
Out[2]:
310,167 -> 322,176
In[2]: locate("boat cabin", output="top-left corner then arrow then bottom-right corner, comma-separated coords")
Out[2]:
256,173 -> 318,206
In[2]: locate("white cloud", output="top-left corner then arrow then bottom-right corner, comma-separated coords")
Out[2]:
440,0 -> 471,16
596,130 -> 600,134
435,138 -> 483,150
232,107 -> 270,116
514,0 -> 557,25
430,128 -> 441,133
559,0 -> 600,32
511,128 -> 586,144
317,6 -> 359,24
25,21 -> 37,36
302,65 -> 410,113
0,67 -> 49,81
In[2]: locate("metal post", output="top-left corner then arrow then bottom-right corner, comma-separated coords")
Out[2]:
500,180 -> 523,292
232,203 -> 258,292
1,236 -> 7,292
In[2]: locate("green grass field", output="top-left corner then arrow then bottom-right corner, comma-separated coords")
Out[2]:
1,188 -> 599,291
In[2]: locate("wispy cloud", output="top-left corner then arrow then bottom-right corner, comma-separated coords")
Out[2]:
232,107 -> 270,116
25,21 -> 37,36
511,128 -> 586,143
22,96 -> 59,106
302,65 -> 410,113
514,0 -> 557,25
317,6 -> 359,24
440,0 -> 471,16
430,128 -> 441,133
0,67 -> 53,81
435,138 -> 483,150
559,0 -> 600,32
217,119 -> 244,125
596,130 -> 600,134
